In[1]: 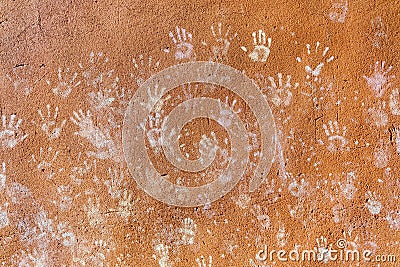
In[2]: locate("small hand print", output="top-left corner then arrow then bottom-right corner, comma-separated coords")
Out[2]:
296,42 -> 335,81
363,61 -> 394,98
241,29 -> 272,62
321,120 -> 348,153
165,26 -> 196,61
0,114 -> 28,149
47,67 -> 81,98
38,104 -> 67,140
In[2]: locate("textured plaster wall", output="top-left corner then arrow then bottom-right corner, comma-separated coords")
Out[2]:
0,0 -> 400,266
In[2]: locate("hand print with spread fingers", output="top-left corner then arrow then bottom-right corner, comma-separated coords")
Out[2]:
47,67 -> 81,98
165,26 -> 196,61
88,88 -> 115,112
37,104 -> 67,140
103,167 -> 126,199
296,42 -> 335,81
367,100 -> 388,127
130,55 -> 160,86
177,217 -> 197,245
0,114 -> 28,149
369,16 -> 388,49
241,29 -> 272,62
79,51 -> 115,89
6,64 -> 34,96
30,147 -> 61,180
363,61 -> 395,98
202,22 -> 237,62
259,72 -> 298,107
196,255 -> 212,267
320,120 -> 348,153
70,109 -> 121,162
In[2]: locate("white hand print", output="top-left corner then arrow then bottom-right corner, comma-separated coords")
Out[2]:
154,244 -> 172,267
103,167 -> 126,199
338,172 -> 357,200
196,255 -> 212,267
241,29 -> 272,62
199,132 -> 219,161
141,84 -> 167,112
38,104 -> 67,140
146,113 -> 163,153
79,51 -> 115,89
46,67 -> 81,98
130,54 -> 160,86
203,22 -> 237,62
70,110 -> 120,161
84,197 -> 104,227
178,217 -> 197,245
6,64 -> 33,95
367,100 -> 388,127
251,204 -> 271,230
0,114 -> 28,149
363,61 -> 395,98
389,88 -> 400,115
166,26 -> 196,61
365,191 -> 382,215
0,203 -> 9,229
117,189 -> 138,221
260,73 -> 298,107
54,185 -> 73,212
30,147 -> 60,179
288,176 -> 309,198
373,139 -> 390,168
217,96 -> 241,128
296,42 -> 335,81
88,89 -> 115,111
321,120 -> 348,153
369,17 -> 388,49
328,0 -> 348,23
0,162 -> 6,190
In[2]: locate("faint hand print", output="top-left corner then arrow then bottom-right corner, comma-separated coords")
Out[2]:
363,61 -> 394,98
196,255 -> 212,267
154,243 -> 172,267
53,185 -> 74,212
338,172 -> 357,200
88,88 -> 115,112
328,0 -> 348,23
366,100 -> 388,127
84,197 -> 104,227
296,42 -> 335,81
116,189 -> 138,222
37,104 -> 67,140
373,139 -> 390,168
103,167 -> 126,199
165,26 -> 196,61
320,120 -> 348,153
130,55 -> 160,86
0,162 -> 6,190
202,22 -> 237,62
241,29 -> 272,62
389,88 -> 400,115
251,204 -> 271,231
0,202 -> 9,229
369,17 -> 388,49
46,67 -> 81,98
30,147 -> 60,180
258,73 -> 298,107
0,114 -> 28,149
6,64 -> 34,95
365,191 -> 383,215
178,217 -> 197,245
79,51 -> 115,89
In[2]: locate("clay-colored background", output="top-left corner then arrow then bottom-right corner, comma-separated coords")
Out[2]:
1,0 -> 400,266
